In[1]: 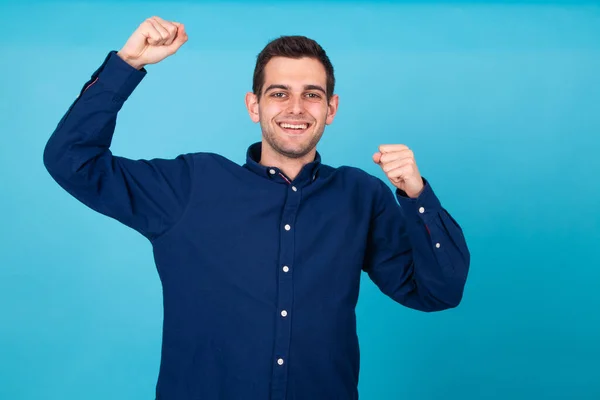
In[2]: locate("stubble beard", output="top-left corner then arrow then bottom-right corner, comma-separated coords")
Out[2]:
261,121 -> 324,160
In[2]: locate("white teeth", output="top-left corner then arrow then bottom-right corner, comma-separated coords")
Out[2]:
280,123 -> 308,130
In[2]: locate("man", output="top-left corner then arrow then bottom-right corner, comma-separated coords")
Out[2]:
43,16 -> 470,400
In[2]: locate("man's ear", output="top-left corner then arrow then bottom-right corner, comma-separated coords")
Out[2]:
325,94 -> 339,125
245,92 -> 260,123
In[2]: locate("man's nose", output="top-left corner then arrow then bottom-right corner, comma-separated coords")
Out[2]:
287,95 -> 305,114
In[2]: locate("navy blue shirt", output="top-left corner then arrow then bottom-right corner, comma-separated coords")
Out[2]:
43,51 -> 470,400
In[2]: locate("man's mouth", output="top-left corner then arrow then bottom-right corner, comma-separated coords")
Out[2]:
278,122 -> 311,133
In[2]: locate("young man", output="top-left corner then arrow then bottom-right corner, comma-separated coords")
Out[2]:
43,16 -> 470,400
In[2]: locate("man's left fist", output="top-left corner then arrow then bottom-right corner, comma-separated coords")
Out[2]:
373,144 -> 424,198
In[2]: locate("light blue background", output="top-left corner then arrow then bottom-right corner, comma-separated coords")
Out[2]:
1,1 -> 599,399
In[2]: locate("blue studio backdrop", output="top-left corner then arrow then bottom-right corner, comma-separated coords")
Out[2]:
1,1 -> 599,399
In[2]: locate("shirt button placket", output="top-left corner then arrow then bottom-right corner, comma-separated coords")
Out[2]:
270,183 -> 301,400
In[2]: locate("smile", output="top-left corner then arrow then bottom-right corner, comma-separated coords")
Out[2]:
278,122 -> 311,133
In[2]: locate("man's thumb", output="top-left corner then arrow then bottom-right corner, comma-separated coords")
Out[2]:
372,152 -> 382,164
175,24 -> 188,43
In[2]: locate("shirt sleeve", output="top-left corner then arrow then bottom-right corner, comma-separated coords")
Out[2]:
43,51 -> 194,241
363,177 -> 470,312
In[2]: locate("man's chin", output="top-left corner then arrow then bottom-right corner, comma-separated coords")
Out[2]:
276,146 -> 311,159
263,131 -> 321,160
273,140 -> 316,158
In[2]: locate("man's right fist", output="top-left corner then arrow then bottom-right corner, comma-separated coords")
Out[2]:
117,16 -> 188,70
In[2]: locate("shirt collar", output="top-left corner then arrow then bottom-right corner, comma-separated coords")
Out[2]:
243,142 -> 322,186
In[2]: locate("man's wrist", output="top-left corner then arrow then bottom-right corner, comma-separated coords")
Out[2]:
116,51 -> 145,70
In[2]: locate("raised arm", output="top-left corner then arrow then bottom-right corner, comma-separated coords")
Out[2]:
43,17 -> 192,240
363,144 -> 470,312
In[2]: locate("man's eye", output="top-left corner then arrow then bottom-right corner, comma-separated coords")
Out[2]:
272,92 -> 286,98
306,93 -> 321,99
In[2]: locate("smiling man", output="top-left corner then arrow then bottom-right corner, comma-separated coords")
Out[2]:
43,16 -> 470,400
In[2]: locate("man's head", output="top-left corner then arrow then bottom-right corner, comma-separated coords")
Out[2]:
245,36 -> 339,161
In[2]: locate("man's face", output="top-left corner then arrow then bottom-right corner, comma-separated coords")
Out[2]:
246,56 -> 339,159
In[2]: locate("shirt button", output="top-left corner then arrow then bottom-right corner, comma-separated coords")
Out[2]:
277,358 -> 284,366
419,207 -> 425,213
281,310 -> 288,317
435,243 -> 441,248
269,169 -> 276,175
284,224 -> 291,231
292,186 -> 297,192
283,266 -> 289,273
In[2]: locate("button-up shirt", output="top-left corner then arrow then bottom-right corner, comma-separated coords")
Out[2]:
43,51 -> 471,400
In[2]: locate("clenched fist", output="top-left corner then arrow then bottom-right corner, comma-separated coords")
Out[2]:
117,16 -> 188,70
373,144 -> 425,198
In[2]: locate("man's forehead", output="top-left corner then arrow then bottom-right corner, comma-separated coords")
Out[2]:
264,57 -> 327,85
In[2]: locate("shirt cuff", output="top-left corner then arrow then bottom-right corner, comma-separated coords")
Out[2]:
90,50 -> 147,100
395,178 -> 443,221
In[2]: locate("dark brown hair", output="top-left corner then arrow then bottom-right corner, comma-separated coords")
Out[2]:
252,35 -> 335,102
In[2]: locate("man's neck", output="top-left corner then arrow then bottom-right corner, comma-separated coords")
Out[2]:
259,142 -> 316,181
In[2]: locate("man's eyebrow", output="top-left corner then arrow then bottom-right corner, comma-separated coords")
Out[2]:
304,85 -> 326,94
264,84 -> 290,93
264,84 -> 327,94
